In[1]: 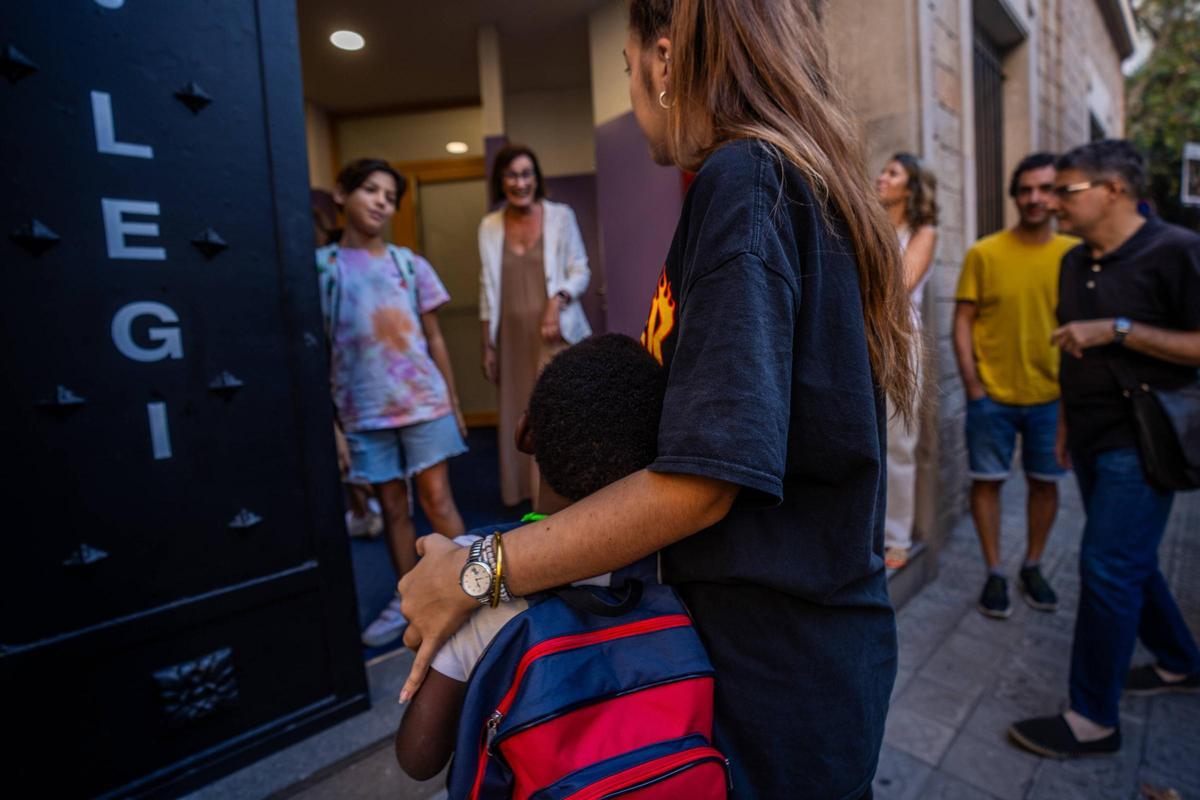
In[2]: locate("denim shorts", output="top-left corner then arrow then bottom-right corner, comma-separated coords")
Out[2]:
344,413 -> 467,485
965,396 -> 1066,482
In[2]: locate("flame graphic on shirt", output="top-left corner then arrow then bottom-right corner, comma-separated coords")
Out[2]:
640,269 -> 676,365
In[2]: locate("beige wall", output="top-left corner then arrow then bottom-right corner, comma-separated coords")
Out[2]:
504,88 -> 596,176
304,101 -> 334,189
1035,0 -> 1126,149
588,0 -> 633,126
335,106 -> 484,165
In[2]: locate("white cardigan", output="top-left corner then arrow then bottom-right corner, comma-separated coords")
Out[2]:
478,199 -> 592,346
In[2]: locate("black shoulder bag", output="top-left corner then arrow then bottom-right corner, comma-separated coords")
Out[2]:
1107,356 -> 1200,491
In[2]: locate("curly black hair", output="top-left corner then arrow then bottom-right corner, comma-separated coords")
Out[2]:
527,334 -> 666,501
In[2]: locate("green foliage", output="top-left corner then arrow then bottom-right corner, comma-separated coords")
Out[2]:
1126,0 -> 1200,228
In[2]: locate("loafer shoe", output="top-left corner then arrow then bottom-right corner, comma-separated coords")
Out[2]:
1008,715 -> 1120,759
1125,664 -> 1200,696
1018,565 -> 1058,612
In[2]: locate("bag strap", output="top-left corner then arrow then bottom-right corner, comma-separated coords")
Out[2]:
387,245 -> 422,317
551,580 -> 644,617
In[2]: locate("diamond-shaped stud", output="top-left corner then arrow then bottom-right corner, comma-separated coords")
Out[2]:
37,384 -> 86,409
11,219 -> 59,256
191,227 -> 227,259
208,370 -> 244,399
174,81 -> 212,113
303,332 -> 320,348
63,543 -> 109,567
1,44 -> 38,84
229,509 -> 263,529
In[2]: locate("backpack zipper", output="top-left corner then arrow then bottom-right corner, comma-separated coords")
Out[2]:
561,745 -> 726,800
468,613 -> 693,799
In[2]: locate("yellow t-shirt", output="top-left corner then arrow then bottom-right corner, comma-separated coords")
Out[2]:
955,230 -> 1079,405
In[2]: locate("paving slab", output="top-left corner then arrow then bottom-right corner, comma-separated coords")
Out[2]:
875,480 -> 1200,800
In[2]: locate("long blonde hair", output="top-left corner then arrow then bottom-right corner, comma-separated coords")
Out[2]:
630,0 -> 918,420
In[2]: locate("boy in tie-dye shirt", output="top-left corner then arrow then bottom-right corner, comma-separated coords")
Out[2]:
318,159 -> 467,649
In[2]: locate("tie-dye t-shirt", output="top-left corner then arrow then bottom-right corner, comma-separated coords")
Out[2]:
320,245 -> 452,432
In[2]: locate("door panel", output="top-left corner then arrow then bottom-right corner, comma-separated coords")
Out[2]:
418,178 -> 495,418
0,1 -> 367,796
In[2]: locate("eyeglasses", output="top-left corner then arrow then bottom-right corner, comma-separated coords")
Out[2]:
503,169 -> 535,182
1052,180 -> 1101,199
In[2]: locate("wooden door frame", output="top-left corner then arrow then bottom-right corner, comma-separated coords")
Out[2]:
391,156 -> 487,251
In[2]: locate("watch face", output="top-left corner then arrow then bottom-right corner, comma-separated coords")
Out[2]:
461,562 -> 492,598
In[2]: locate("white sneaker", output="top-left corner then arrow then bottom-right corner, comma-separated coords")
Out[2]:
346,510 -> 384,539
362,596 -> 407,647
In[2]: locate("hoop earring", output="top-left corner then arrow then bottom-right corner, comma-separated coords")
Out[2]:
658,91 -> 671,110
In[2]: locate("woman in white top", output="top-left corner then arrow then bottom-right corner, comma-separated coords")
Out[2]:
876,152 -> 938,569
478,145 -> 591,506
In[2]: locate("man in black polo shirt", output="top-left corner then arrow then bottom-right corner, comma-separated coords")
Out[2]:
1009,140 -> 1200,758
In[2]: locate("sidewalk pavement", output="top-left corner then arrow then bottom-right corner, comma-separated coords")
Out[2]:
874,480 -> 1200,800
193,481 -> 1199,800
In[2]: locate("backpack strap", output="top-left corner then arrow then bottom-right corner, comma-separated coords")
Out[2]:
551,580 -> 644,617
387,244 -> 422,317
316,243 -> 341,343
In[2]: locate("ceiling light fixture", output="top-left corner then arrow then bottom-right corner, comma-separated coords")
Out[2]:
446,141 -> 469,155
330,30 -> 365,51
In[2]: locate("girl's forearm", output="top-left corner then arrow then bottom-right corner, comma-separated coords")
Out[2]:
502,469 -> 737,596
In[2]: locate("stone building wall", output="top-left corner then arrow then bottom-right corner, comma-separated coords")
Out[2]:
825,0 -> 1130,596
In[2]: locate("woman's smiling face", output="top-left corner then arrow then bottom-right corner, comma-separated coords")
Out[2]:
501,155 -> 538,209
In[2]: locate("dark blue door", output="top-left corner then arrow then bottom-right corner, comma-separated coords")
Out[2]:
0,1 -> 367,795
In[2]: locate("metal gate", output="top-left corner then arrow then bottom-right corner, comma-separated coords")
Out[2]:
0,1 -> 367,796
974,27 -> 1005,237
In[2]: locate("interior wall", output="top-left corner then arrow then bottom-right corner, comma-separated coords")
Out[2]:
503,88 -> 596,176
588,0 -> 632,126
304,100 -> 334,189
335,106 -> 484,165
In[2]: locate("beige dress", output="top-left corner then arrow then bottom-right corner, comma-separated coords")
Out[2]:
497,236 -> 565,506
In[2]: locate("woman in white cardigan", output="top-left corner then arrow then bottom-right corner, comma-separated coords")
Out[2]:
479,145 -> 591,506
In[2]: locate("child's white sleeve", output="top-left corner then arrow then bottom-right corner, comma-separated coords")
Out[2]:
428,600 -> 529,683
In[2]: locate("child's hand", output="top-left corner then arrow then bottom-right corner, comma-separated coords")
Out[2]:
334,425 -> 352,477
398,535 -> 475,702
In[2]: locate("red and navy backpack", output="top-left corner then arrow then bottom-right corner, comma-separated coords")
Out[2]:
446,566 -> 729,800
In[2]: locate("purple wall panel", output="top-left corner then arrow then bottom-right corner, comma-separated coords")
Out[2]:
594,111 -> 683,337
483,134 -> 508,212
545,173 -> 604,333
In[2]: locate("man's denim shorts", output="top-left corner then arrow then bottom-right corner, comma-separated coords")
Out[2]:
965,396 -> 1066,482
345,413 -> 467,485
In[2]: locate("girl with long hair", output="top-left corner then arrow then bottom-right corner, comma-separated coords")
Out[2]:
398,3 -> 916,796
876,152 -> 939,568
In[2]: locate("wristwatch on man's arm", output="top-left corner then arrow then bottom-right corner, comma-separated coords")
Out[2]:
1113,317 -> 1133,345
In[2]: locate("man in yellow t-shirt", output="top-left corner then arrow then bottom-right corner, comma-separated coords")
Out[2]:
954,153 -> 1079,621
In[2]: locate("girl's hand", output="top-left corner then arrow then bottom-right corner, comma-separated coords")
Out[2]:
398,535 -> 476,703
334,425 -> 352,477
454,405 -> 468,439
482,345 -> 498,385
541,299 -> 562,343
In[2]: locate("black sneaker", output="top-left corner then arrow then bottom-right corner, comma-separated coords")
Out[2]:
1018,565 -> 1058,612
978,574 -> 1012,619
1125,664 -> 1200,696
1008,714 -> 1121,759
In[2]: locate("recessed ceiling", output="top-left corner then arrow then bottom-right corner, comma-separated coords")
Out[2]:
297,0 -> 610,114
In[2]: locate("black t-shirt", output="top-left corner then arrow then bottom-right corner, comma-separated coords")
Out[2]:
1057,218 -> 1200,456
642,139 -> 893,799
